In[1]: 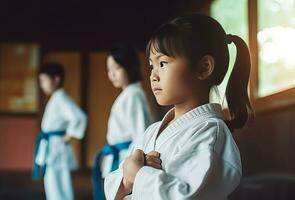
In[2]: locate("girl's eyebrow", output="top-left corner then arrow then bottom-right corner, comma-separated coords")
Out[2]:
149,54 -> 166,61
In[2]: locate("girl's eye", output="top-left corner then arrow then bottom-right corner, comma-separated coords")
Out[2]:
159,61 -> 168,68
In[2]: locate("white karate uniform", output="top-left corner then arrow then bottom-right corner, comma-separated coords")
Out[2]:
104,103 -> 241,200
36,88 -> 87,200
101,82 -> 154,177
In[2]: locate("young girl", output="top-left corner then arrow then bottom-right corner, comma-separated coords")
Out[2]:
32,63 -> 87,200
104,14 -> 253,200
92,45 -> 154,200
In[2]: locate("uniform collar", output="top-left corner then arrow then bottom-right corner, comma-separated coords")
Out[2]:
153,103 -> 223,150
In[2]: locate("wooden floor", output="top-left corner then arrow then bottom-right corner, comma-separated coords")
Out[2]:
230,173 -> 295,200
0,170 -> 93,200
1,171 -> 295,200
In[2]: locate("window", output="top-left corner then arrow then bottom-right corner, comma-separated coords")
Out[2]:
0,43 -> 39,113
257,0 -> 295,97
211,0 -> 295,112
210,0 -> 249,105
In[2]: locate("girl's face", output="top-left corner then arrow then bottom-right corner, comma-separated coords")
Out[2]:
149,50 -> 198,106
106,55 -> 129,89
39,73 -> 59,95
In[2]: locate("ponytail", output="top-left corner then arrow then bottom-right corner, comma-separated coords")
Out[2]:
144,14 -> 254,131
225,34 -> 254,131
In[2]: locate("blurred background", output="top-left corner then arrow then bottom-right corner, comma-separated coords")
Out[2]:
1,0 -> 295,199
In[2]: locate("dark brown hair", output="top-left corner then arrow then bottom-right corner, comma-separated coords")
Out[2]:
109,45 -> 142,84
146,14 -> 253,131
39,62 -> 65,87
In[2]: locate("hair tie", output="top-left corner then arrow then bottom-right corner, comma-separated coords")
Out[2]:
227,34 -> 233,44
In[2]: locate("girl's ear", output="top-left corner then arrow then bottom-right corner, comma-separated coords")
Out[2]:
196,55 -> 215,80
53,76 -> 61,88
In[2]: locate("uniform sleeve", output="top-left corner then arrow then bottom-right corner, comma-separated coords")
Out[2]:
132,150 -> 216,200
60,94 -> 87,139
132,123 -> 241,200
104,168 -> 124,200
104,123 -> 158,200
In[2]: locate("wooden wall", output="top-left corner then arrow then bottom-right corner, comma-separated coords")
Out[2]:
0,116 -> 38,170
0,49 -> 160,170
235,105 -> 295,175
1,48 -> 294,176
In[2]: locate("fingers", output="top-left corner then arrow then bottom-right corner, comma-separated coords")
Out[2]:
132,149 -> 145,161
145,158 -> 162,169
145,155 -> 162,165
131,150 -> 162,169
146,151 -> 160,158
145,152 -> 162,169
133,149 -> 144,155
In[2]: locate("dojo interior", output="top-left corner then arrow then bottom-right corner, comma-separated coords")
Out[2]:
1,0 -> 295,199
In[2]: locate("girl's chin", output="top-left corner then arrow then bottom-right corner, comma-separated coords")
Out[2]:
42,89 -> 53,95
111,82 -> 121,88
155,97 -> 172,106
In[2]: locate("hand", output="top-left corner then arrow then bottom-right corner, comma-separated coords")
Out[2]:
122,177 -> 133,194
145,151 -> 162,169
116,177 -> 133,200
63,135 -> 72,143
123,149 -> 145,184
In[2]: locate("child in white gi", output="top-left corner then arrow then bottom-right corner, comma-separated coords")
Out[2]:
32,63 -> 87,200
92,45 -> 154,200
104,14 -> 254,200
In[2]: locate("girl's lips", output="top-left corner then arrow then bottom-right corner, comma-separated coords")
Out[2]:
152,86 -> 162,91
152,87 -> 163,94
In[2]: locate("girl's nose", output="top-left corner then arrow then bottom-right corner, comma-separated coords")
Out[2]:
150,69 -> 159,82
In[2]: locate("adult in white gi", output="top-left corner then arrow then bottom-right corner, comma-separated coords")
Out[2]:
33,63 -> 87,200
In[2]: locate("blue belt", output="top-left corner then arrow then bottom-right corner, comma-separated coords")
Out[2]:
92,141 -> 132,200
32,130 -> 66,180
